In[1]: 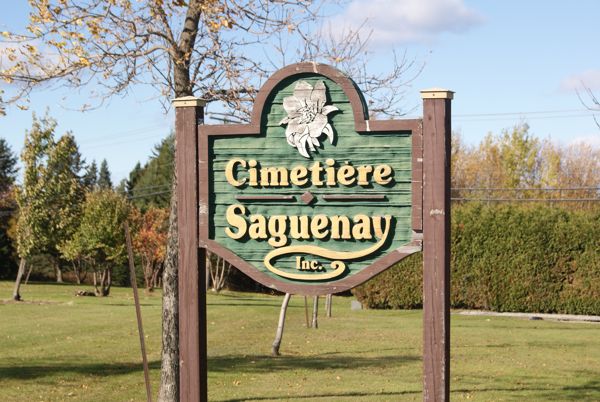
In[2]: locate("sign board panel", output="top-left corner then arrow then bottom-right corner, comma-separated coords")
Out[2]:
198,63 -> 423,295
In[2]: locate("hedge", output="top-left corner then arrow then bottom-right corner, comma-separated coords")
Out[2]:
352,204 -> 600,315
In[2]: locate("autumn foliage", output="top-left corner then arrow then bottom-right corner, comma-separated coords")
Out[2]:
132,207 -> 169,292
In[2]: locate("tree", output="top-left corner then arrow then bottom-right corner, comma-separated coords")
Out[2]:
13,112 -> 84,298
0,138 -> 18,279
132,207 -> 169,292
130,135 -> 174,210
451,124 -> 600,205
98,159 -> 112,189
125,161 -> 143,197
0,138 -> 18,193
61,189 -> 129,296
1,2 -> 421,398
82,160 -> 98,190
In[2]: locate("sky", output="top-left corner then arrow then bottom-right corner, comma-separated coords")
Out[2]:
1,0 -> 599,183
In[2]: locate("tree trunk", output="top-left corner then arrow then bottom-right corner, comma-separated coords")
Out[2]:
312,296 -> 319,329
54,259 -> 63,283
72,261 -> 82,285
106,268 -> 112,295
159,8 -> 203,397
326,294 -> 332,318
304,296 -> 310,328
158,180 -> 179,402
24,262 -> 33,285
12,258 -> 26,301
145,262 -> 154,292
271,293 -> 292,356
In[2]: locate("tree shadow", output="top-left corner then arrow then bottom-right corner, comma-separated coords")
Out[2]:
209,353 -> 420,373
218,390 -> 419,401
540,378 -> 600,401
0,359 -> 161,380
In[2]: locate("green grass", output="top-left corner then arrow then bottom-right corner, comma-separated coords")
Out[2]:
1,281 -> 599,401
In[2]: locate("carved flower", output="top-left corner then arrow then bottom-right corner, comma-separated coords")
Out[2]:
279,80 -> 339,158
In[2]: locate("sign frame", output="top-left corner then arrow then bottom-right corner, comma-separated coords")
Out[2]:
173,62 -> 452,402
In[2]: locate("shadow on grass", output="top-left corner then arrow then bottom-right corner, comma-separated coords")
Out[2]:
218,390 -> 420,401
0,360 -> 161,380
541,379 -> 600,400
209,353 -> 420,373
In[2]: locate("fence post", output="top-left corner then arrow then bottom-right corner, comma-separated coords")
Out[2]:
173,96 -> 207,402
421,88 -> 453,402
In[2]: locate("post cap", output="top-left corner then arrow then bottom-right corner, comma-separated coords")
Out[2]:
172,96 -> 206,108
420,88 -> 454,100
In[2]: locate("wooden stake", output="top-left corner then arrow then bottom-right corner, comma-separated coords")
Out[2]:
124,222 -> 153,402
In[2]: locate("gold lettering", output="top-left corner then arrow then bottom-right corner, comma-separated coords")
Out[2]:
267,215 -> 288,247
225,158 -> 247,187
330,215 -> 351,239
372,215 -> 392,239
290,166 -> 308,186
289,215 -> 310,239
260,167 -> 289,186
337,164 -> 356,186
249,214 -> 267,239
325,158 -> 336,186
352,214 -> 372,240
373,164 -> 393,185
356,165 -> 373,185
225,204 -> 247,239
311,214 -> 329,239
248,159 -> 258,186
310,161 -> 324,186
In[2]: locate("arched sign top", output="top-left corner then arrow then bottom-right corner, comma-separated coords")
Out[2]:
250,62 -> 370,132
197,63 -> 425,296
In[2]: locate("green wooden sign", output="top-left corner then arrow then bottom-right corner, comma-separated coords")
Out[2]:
200,63 -> 423,294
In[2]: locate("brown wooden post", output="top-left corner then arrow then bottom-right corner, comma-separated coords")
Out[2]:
421,88 -> 453,402
173,96 -> 207,402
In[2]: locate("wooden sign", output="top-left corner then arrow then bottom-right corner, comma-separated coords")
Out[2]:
174,62 -> 453,402
198,63 -> 423,295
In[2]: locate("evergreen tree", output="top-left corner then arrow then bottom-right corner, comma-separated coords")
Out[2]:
129,134 -> 174,210
82,160 -> 98,190
0,138 -> 18,193
126,161 -> 143,196
0,138 -> 18,279
98,159 -> 112,189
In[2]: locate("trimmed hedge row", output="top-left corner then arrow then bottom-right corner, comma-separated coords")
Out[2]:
352,204 -> 600,315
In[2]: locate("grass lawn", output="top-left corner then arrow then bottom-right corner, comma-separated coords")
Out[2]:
1,281 -> 599,401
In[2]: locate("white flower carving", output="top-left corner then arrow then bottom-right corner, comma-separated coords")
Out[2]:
279,80 -> 339,158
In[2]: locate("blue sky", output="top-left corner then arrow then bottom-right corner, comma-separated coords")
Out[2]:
1,0 -> 599,183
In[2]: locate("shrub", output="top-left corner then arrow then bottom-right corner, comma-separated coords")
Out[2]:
352,204 -> 600,315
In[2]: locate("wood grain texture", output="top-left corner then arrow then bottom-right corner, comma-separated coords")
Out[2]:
422,97 -> 451,402
198,62 -> 423,295
176,105 -> 207,402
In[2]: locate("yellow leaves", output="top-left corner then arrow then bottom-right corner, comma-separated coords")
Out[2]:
221,18 -> 232,29
208,18 -> 233,32
78,57 -> 91,67
24,44 -> 39,55
1,31 -> 10,38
